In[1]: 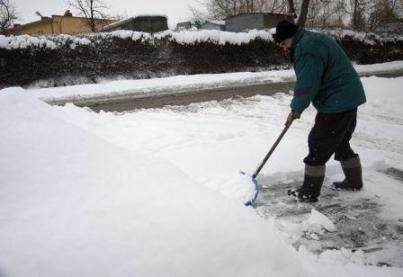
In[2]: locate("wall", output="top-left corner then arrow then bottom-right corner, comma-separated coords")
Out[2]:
10,19 -> 54,35
133,18 -> 168,33
8,16 -> 115,35
201,23 -> 225,31
52,16 -> 115,34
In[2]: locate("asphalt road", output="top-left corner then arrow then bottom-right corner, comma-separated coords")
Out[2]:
62,69 -> 403,112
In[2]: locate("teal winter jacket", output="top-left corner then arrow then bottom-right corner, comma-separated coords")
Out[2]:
290,28 -> 366,113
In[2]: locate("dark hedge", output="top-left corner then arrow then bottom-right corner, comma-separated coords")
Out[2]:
0,32 -> 402,88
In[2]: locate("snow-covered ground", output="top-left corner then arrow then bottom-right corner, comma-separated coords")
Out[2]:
28,60 -> 403,104
1,75 -> 403,276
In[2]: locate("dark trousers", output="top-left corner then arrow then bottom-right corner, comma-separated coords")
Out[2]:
304,108 -> 358,166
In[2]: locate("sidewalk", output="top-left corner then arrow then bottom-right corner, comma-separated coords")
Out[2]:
25,60 -> 403,110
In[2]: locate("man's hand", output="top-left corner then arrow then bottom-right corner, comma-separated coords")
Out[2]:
285,110 -> 301,126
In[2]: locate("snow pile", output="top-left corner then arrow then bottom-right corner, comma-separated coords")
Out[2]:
0,34 -> 91,50
156,29 -> 273,45
93,30 -> 153,42
275,208 -> 337,242
0,34 -> 57,49
0,32 -> 152,50
302,209 -> 337,234
59,34 -> 92,49
0,88 -> 307,276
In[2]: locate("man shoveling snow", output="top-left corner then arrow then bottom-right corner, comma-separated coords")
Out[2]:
273,20 -> 367,202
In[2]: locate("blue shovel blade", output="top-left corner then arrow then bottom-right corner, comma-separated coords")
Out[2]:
240,171 -> 260,206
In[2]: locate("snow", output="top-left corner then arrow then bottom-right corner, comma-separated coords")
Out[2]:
155,29 -> 273,45
89,30 -> 153,42
303,209 -> 337,233
2,28 -> 402,50
0,88 -> 306,277
0,34 -> 91,50
27,60 -> 403,104
0,29 -> 273,50
1,74 -> 403,276
29,70 -> 294,103
0,34 -> 57,49
354,60 -> 403,73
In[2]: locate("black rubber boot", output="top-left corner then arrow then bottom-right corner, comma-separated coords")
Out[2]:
288,165 -> 325,202
333,156 -> 363,190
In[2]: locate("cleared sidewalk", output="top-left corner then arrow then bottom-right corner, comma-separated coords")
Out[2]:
28,61 -> 403,112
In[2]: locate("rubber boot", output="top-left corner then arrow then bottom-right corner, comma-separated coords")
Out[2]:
288,165 -> 325,202
333,156 -> 363,190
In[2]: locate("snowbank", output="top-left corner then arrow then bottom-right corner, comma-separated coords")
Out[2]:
0,87 -> 306,276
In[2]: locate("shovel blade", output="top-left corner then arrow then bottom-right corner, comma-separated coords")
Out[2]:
240,171 -> 260,206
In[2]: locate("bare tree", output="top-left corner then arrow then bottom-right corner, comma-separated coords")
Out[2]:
343,0 -> 400,31
304,0 -> 349,28
351,0 -> 368,30
202,0 -> 234,19
283,0 -> 311,26
296,0 -> 310,26
193,0 -> 268,20
69,0 -> 108,32
366,0 -> 400,30
0,0 -> 17,34
287,0 -> 296,15
261,0 -> 289,13
191,0 -> 314,26
189,5 -> 210,25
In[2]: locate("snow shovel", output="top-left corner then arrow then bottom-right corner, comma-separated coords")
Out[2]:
242,117 -> 295,206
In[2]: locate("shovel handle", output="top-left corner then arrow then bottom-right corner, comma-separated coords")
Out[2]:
252,119 -> 294,178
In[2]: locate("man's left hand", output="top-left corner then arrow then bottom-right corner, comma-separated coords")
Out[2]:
285,110 -> 301,126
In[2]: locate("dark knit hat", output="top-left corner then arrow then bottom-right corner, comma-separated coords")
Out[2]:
274,20 -> 298,43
